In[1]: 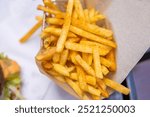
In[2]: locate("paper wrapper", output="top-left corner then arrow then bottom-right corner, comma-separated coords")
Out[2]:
36,0 -> 150,99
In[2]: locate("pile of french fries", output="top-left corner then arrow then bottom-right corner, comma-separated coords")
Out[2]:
20,0 -> 130,100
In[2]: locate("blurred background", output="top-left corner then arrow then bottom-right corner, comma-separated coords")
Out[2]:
0,0 -> 150,100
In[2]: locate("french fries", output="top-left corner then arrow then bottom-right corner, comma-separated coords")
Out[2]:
75,55 -> 95,77
19,19 -> 42,43
20,0 -> 130,100
93,47 -> 103,79
56,0 -> 74,52
103,78 -> 130,95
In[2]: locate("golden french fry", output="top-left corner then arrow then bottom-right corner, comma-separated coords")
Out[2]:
53,64 -> 70,77
67,66 -> 75,73
84,9 -> 90,23
42,61 -> 53,70
46,18 -> 64,25
97,78 -> 109,98
70,25 -> 116,48
67,37 -> 80,43
106,50 -> 116,72
36,47 -> 56,61
91,95 -> 101,100
90,14 -> 105,23
87,85 -> 101,96
69,51 -> 78,65
75,55 -> 95,77
35,16 -> 43,21
37,5 -> 65,18
60,49 -> 69,65
98,87 -> 109,98
44,27 -> 77,38
82,53 -> 89,64
103,78 -> 130,95
40,32 -> 50,39
93,47 -> 103,79
80,40 -> 112,51
87,54 -> 93,66
43,0 -> 59,10
70,73 -> 78,80
76,66 -> 88,91
72,18 -> 112,38
97,78 -> 107,91
52,53 -> 60,63
101,65 -> 109,75
65,42 -> 109,56
101,57 -> 111,68
66,79 -> 83,98
43,37 -> 51,48
46,69 -> 60,76
85,75 -> 96,86
19,19 -> 42,43
72,9 -> 78,19
74,0 -> 85,21
56,0 -> 74,52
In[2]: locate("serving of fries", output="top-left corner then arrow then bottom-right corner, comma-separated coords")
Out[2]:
20,0 -> 130,100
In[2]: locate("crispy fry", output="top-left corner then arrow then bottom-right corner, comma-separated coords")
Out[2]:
80,40 -> 112,51
70,73 -> 78,80
106,50 -> 116,72
101,65 -> 109,75
97,78 -> 107,91
19,19 -> 42,43
65,42 -> 109,56
44,27 -> 77,38
46,69 -> 60,76
43,37 -> 51,48
42,61 -> 53,70
67,37 -> 80,43
56,0 -> 74,52
85,75 -> 96,86
84,9 -> 90,23
91,95 -> 101,100
103,78 -> 130,95
98,87 -> 109,98
72,9 -> 78,19
74,0 -> 85,21
52,53 -> 60,63
43,0 -> 59,11
40,32 -> 50,39
46,18 -> 64,25
72,18 -> 113,38
101,57 -> 111,68
69,51 -> 78,65
70,25 -> 116,48
60,49 -> 69,65
76,66 -> 88,91
87,85 -> 101,96
67,66 -> 75,72
36,47 -> 56,61
37,5 -> 65,18
53,64 -> 70,77
66,79 -> 83,98
93,47 -> 103,79
35,16 -> 43,21
75,55 -> 95,77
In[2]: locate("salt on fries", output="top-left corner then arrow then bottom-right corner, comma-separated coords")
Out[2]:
19,0 -> 130,100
